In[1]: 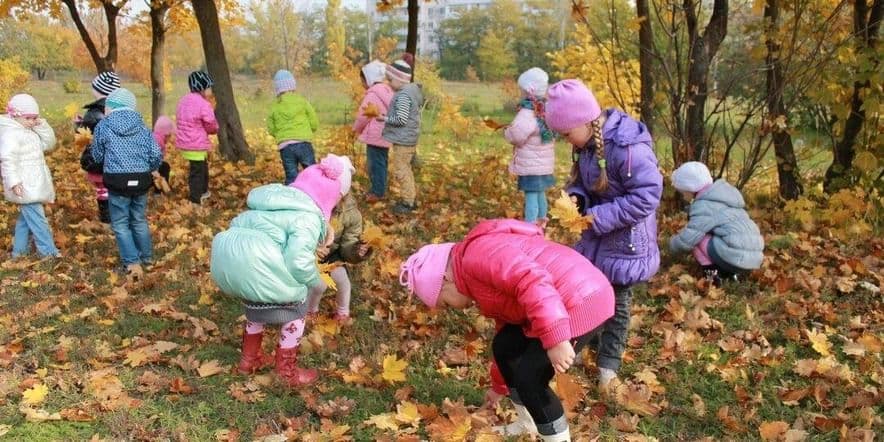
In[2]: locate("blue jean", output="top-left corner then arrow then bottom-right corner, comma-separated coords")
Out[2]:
12,203 -> 59,257
108,193 -> 153,266
523,191 -> 548,223
596,285 -> 632,371
366,145 -> 389,197
279,142 -> 316,185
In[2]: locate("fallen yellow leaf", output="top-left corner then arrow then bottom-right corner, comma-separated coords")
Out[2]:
382,354 -> 407,383
21,383 -> 49,405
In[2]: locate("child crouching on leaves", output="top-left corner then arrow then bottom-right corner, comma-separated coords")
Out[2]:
210,154 -> 354,388
307,190 -> 371,324
76,72 -> 121,223
399,219 -> 614,441
505,68 -> 556,226
1,94 -> 60,258
669,162 -> 764,286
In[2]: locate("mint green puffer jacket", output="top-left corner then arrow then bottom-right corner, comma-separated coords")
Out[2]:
210,184 -> 328,305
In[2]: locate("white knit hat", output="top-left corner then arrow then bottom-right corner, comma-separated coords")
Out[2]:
6,94 -> 39,117
518,67 -> 549,98
672,162 -> 713,193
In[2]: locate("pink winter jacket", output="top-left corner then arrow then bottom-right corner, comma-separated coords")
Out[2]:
175,93 -> 218,151
452,219 -> 614,349
505,108 -> 555,176
352,83 -> 394,148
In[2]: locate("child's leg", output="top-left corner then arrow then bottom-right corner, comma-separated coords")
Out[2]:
331,266 -> 352,317
537,191 -> 549,220
367,145 -> 388,197
523,191 -> 540,223
596,285 -> 632,375
306,279 -> 328,314
279,318 -> 306,349
96,184 -> 110,224
245,321 -> 264,334
492,324 -> 567,436
187,160 -> 204,203
279,145 -> 299,185
392,145 -> 417,206
129,193 -> 153,263
108,194 -> 140,265
198,160 -> 209,197
295,142 -> 316,172
692,234 -> 713,266
19,203 -> 59,257
12,207 -> 33,257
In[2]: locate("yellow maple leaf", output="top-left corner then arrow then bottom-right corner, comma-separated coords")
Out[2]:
318,262 -> 337,292
124,347 -> 152,367
365,412 -> 399,431
758,421 -> 789,440
548,191 -> 592,234
805,329 -> 832,356
22,383 -> 49,405
361,223 -> 387,249
395,401 -> 421,426
382,354 -> 407,383
362,102 -> 381,118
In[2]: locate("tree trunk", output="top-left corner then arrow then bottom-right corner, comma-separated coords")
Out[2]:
824,0 -> 882,192
636,0 -> 655,133
150,2 -> 170,125
191,0 -> 253,163
765,0 -> 802,200
683,0 -> 728,161
406,0 -> 419,58
61,0 -> 121,73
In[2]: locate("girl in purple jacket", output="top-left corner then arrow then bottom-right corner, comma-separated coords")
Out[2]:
545,79 -> 663,388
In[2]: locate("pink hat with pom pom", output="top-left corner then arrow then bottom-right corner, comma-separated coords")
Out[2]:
290,154 -> 354,220
399,243 -> 456,308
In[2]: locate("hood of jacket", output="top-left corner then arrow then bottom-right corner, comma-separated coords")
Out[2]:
697,179 -> 746,209
602,108 -> 653,147
102,109 -> 145,137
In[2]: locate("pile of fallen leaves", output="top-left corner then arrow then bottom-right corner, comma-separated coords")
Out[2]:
0,116 -> 881,441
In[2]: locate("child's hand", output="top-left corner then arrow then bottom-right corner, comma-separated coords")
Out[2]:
11,184 -> 23,197
375,115 -> 386,122
357,243 -> 371,257
316,246 -> 330,260
547,340 -> 575,373
483,389 -> 505,409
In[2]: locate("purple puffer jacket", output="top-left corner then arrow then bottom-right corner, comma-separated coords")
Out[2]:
566,109 -> 663,286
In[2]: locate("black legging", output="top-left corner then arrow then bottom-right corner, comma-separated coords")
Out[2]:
492,324 -> 564,428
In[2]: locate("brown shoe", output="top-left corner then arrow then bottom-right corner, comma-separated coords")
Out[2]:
365,193 -> 383,204
237,331 -> 274,374
274,346 -> 318,387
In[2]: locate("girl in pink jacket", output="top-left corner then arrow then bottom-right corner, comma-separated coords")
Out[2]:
175,71 -> 219,206
352,60 -> 394,202
400,219 -> 614,441
504,68 -> 556,225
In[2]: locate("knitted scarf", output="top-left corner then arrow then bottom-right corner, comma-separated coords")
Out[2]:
519,97 -> 554,143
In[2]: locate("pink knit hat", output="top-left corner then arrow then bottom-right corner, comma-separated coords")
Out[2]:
153,115 -> 175,153
290,154 -> 353,220
399,243 -> 456,308
545,79 -> 602,133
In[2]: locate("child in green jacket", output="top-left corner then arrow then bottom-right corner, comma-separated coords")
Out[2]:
269,70 -> 319,185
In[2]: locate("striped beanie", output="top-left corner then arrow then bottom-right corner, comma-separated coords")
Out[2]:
188,71 -> 214,93
106,88 -> 137,111
386,60 -> 412,83
91,72 -> 120,96
273,70 -> 297,95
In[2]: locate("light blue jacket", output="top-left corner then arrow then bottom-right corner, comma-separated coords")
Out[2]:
210,184 -> 327,305
670,180 -> 764,270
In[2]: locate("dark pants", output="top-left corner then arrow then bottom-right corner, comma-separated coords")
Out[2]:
366,145 -> 389,197
708,241 -> 745,276
97,199 -> 110,224
492,324 -> 570,435
279,142 -> 316,185
188,160 -> 209,204
153,161 -> 171,194
596,285 -> 632,372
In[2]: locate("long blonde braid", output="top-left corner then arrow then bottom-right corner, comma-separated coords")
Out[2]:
590,119 -> 609,193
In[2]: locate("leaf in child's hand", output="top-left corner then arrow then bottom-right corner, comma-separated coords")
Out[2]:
318,262 -> 337,292
363,102 -> 381,118
549,191 -> 593,234
361,222 -> 388,249
74,127 -> 93,149
481,116 -> 506,131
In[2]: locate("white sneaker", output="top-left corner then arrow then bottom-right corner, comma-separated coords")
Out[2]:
598,368 -> 618,388
492,403 -> 537,437
540,427 -> 571,442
